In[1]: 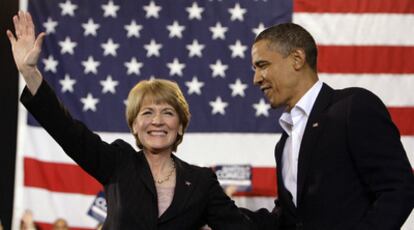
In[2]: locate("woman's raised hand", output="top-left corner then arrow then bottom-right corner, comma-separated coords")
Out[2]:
7,11 -> 45,94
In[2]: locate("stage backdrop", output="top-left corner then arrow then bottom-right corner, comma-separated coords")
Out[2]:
13,0 -> 414,229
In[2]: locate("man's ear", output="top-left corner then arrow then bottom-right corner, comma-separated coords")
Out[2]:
292,48 -> 306,70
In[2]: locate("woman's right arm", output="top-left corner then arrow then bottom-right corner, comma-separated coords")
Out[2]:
7,11 -> 44,95
7,11 -> 123,184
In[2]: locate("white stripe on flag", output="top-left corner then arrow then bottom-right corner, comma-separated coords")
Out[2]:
23,187 -> 97,228
294,13 -> 414,45
320,74 -> 414,106
233,196 -> 276,211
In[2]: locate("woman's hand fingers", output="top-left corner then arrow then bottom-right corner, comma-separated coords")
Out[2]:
35,32 -> 46,50
8,11 -> 43,74
13,15 -> 21,38
6,30 -> 16,46
25,11 -> 36,38
7,11 -> 44,94
12,11 -> 35,40
25,32 -> 46,66
18,11 -> 26,37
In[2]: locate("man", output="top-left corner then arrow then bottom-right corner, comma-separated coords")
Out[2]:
244,23 -> 414,230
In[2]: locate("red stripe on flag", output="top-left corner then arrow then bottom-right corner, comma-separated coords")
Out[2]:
318,46 -> 414,74
294,0 -> 414,13
236,167 -> 277,197
24,157 -> 277,196
24,157 -> 102,195
36,222 -> 93,230
389,107 -> 414,135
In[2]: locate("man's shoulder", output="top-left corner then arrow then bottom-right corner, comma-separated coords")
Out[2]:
329,86 -> 379,102
333,86 -> 371,96
325,85 -> 386,114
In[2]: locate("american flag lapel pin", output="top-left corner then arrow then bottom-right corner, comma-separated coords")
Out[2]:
312,122 -> 319,128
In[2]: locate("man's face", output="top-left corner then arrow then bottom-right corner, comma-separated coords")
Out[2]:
251,40 -> 301,110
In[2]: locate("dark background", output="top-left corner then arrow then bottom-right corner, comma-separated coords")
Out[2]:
1,0 -> 19,229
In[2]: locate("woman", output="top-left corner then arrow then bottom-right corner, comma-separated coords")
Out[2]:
7,11 -> 255,229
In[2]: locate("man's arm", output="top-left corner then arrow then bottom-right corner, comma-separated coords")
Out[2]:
239,201 -> 280,230
348,89 -> 414,229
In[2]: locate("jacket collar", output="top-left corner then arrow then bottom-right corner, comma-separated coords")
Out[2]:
159,154 -> 198,222
275,83 -> 334,211
296,83 -> 333,208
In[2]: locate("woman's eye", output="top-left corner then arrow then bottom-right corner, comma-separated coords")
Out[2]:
164,111 -> 174,116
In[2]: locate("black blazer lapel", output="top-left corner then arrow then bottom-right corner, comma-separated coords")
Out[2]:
275,132 -> 297,213
137,151 -> 157,197
126,151 -> 157,227
296,84 -> 333,207
275,132 -> 288,168
159,155 -> 197,223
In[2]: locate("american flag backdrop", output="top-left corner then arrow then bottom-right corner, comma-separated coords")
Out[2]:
13,0 -> 414,229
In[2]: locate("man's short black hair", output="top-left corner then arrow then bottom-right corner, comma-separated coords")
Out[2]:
255,23 -> 318,72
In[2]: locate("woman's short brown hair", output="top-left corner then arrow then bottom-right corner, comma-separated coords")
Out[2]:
125,79 -> 191,152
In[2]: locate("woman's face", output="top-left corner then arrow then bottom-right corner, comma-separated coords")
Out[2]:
133,98 -> 182,154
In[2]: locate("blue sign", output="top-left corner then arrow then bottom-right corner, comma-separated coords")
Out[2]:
214,165 -> 252,192
87,191 -> 107,223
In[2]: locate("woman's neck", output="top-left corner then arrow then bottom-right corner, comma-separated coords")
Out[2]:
143,149 -> 173,176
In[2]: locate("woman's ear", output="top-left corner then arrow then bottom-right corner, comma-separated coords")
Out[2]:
178,124 -> 183,136
132,120 -> 137,135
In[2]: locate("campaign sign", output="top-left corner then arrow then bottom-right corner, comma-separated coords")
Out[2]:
87,191 -> 107,223
214,164 -> 252,192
